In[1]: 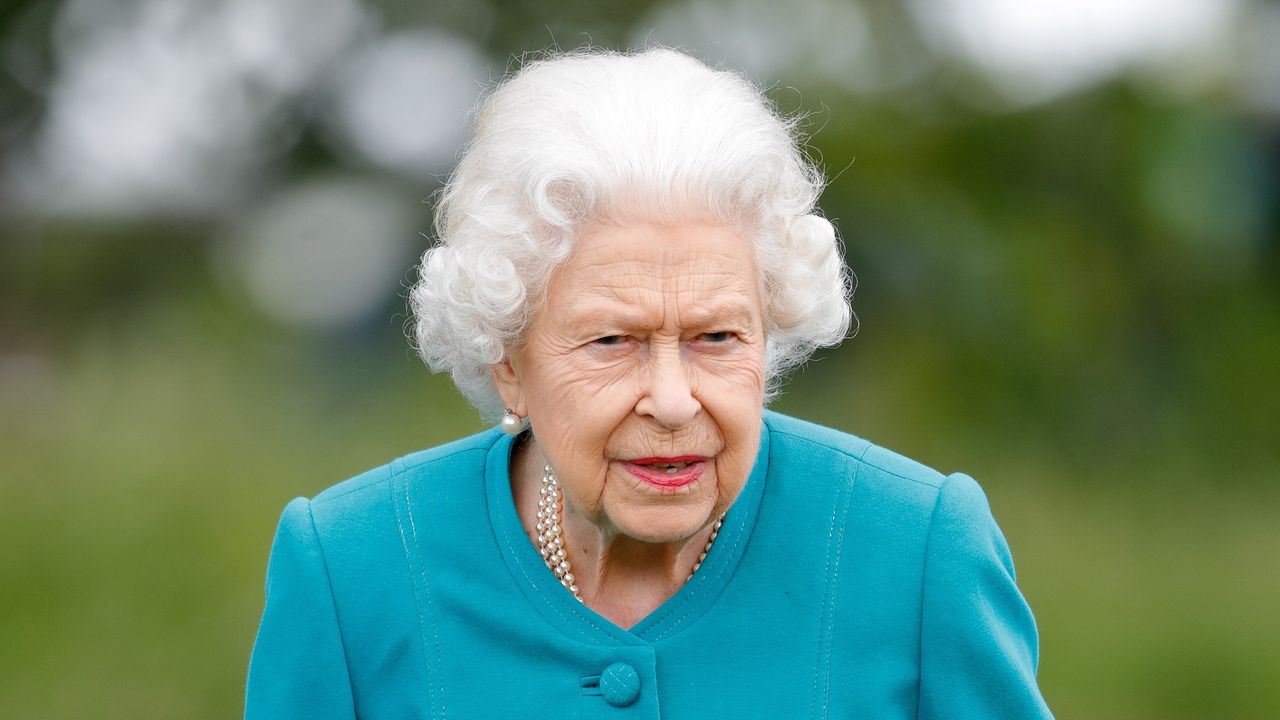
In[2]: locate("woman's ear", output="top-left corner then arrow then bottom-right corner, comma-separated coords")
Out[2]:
490,357 -> 526,416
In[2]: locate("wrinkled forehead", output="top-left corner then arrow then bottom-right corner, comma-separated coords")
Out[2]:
545,222 -> 765,316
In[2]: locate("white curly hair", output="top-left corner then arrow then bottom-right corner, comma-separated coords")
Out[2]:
409,48 -> 853,421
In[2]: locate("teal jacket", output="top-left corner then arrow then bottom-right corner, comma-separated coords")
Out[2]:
246,412 -> 1053,718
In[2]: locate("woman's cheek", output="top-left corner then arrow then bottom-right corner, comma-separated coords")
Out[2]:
566,347 -> 640,388
543,352 -> 625,404
698,356 -> 765,396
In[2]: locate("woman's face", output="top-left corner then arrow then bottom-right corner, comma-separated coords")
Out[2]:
494,222 -> 767,543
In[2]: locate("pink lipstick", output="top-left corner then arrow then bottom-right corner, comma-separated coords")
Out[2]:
621,456 -> 708,488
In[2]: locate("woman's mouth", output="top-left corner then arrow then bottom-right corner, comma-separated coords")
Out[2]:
621,456 -> 708,488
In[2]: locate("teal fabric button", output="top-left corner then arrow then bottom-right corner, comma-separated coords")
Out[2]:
600,662 -> 640,707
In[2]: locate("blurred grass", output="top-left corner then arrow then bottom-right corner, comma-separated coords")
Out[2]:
0,294 -> 478,718
2,287 -> 1276,719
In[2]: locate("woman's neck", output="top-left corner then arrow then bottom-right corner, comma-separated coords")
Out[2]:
510,436 -> 716,629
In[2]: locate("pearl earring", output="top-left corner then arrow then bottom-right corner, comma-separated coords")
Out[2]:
499,408 -> 523,436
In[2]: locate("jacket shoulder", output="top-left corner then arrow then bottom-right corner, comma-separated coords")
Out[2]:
764,410 -> 948,493
293,429 -> 501,582
307,428 -> 499,515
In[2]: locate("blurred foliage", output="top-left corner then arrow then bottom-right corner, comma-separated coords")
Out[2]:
2,0 -> 1278,718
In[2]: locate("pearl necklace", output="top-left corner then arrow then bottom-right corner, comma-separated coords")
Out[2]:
535,464 -> 726,603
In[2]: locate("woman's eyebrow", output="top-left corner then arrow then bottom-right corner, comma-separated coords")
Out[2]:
678,301 -> 756,328
559,300 -> 653,329
558,301 -> 755,334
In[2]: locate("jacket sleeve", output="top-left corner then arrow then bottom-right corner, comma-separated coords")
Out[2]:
918,473 -> 1054,719
245,497 -> 356,720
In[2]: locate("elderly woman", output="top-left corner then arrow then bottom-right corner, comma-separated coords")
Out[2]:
245,49 -> 1053,718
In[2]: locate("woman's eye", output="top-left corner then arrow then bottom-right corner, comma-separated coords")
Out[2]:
592,335 -> 625,346
701,331 -> 734,343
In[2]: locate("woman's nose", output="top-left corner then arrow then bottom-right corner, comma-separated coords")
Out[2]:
635,346 -> 701,429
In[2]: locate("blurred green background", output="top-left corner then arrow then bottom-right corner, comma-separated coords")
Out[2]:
1,0 -> 1277,717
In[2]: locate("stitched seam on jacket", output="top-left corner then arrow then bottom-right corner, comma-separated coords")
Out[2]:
394,475 -> 446,720
304,500 -> 359,717
497,510 -> 613,644
915,474 -> 951,720
820,447 -> 863,718
405,475 -> 451,719
807,442 -> 867,720
487,439 -> 619,643
477,435 -> 618,643
807,466 -> 842,720
648,502 -> 748,641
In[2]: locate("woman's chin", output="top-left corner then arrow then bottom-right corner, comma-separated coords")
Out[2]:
608,503 -> 716,544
